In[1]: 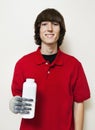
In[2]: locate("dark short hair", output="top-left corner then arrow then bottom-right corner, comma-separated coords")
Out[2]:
34,8 -> 66,47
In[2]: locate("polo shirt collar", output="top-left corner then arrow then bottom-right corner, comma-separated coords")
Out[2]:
34,47 -> 64,66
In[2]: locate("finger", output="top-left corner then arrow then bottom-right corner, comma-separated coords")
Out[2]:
20,110 -> 30,114
14,101 -> 23,106
19,107 -> 32,114
22,102 -> 32,106
15,96 -> 23,102
21,106 -> 32,111
23,107 -> 32,111
14,100 -> 32,107
22,97 -> 33,102
14,106 -> 32,114
14,106 -> 22,111
16,97 -> 33,102
13,106 -> 22,114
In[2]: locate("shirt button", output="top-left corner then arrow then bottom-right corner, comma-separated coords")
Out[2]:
45,62 -> 48,65
48,71 -> 50,74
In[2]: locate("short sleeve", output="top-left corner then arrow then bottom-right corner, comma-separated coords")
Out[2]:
73,63 -> 90,102
11,60 -> 25,96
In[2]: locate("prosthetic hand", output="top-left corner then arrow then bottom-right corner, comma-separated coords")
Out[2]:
9,96 -> 33,114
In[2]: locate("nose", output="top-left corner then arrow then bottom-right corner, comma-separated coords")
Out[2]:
47,22 -> 53,31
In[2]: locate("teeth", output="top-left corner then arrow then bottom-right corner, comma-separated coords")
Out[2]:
46,34 -> 54,38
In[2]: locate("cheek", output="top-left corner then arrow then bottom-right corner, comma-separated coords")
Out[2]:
40,28 -> 45,36
40,27 -> 46,33
39,29 -> 43,38
39,30 -> 45,41
55,28 -> 60,36
56,31 -> 60,39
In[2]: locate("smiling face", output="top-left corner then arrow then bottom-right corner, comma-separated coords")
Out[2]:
34,8 -> 66,47
40,21 -> 60,46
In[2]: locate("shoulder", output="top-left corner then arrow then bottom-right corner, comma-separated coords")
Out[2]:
15,50 -> 37,66
59,50 -> 86,77
60,49 -> 81,65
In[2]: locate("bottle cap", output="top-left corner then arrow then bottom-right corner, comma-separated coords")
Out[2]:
26,78 -> 35,82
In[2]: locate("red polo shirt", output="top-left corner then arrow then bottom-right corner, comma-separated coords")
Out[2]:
11,47 -> 90,130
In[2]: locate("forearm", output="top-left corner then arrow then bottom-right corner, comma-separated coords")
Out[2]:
74,102 -> 84,130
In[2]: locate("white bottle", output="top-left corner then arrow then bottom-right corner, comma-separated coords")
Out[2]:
22,78 -> 37,119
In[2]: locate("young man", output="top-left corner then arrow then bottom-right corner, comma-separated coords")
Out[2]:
9,8 -> 90,130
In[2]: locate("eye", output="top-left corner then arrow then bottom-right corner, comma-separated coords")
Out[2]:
52,22 -> 59,26
41,22 -> 48,26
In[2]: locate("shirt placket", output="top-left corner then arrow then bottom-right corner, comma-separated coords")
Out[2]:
45,61 -> 51,75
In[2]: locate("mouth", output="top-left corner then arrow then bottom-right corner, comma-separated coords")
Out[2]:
45,34 -> 54,38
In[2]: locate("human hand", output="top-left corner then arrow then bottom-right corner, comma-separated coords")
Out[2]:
9,96 -> 33,114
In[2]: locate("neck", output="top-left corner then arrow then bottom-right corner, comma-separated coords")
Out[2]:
40,44 -> 58,55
